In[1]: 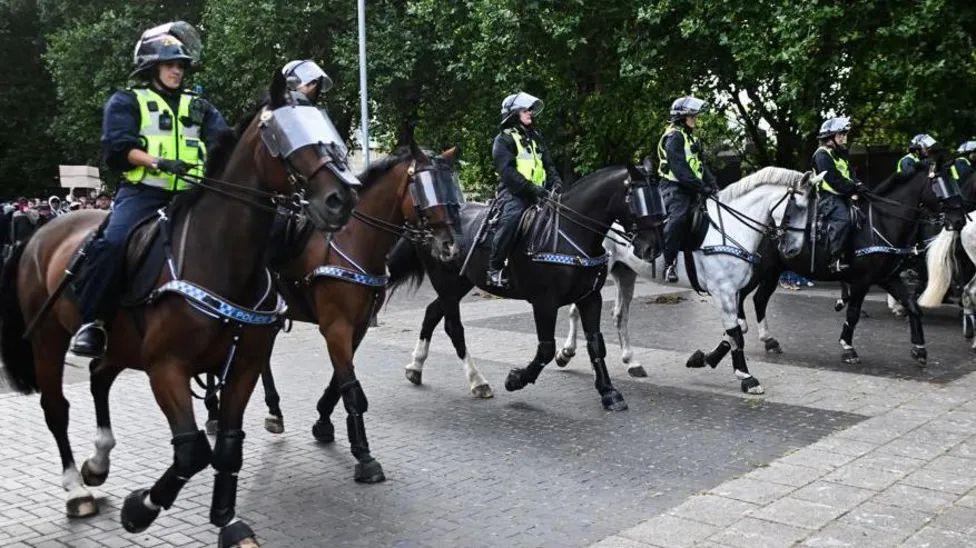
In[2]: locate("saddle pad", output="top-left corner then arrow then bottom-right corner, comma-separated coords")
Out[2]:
681,202 -> 710,252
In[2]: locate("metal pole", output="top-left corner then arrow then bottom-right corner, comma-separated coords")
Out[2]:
357,0 -> 370,167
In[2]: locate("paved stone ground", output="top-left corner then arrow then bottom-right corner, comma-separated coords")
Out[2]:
1,279 -> 975,547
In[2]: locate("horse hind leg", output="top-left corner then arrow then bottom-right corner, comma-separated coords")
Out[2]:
612,267 -> 645,377
441,299 -> 492,398
727,326 -> 763,394
404,298 -> 444,385
555,304 -> 580,368
578,292 -> 627,411
505,302 -> 557,393
80,359 -> 120,487
261,363 -> 284,434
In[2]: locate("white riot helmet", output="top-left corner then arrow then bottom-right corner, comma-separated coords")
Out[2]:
909,133 -> 937,151
282,60 -> 333,101
958,141 -> 976,155
500,92 -> 544,126
669,96 -> 707,122
817,117 -> 852,140
131,21 -> 201,78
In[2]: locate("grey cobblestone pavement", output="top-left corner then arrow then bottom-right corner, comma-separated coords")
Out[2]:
1,280 -> 975,546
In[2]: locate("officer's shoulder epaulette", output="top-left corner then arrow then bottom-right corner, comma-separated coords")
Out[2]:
181,88 -> 199,96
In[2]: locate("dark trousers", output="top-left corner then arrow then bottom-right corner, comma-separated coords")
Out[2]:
662,182 -> 695,264
489,189 -> 528,271
817,192 -> 851,260
77,184 -> 174,323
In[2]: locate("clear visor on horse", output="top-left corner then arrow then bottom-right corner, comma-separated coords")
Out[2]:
260,105 -> 360,186
933,176 -> 961,200
629,184 -> 666,219
410,169 -> 465,209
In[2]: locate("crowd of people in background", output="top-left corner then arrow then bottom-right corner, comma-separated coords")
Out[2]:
1,191 -> 112,260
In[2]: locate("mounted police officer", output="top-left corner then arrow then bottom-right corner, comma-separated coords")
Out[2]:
949,141 -> 976,185
281,59 -> 333,105
70,21 -> 228,358
812,117 -> 865,273
658,96 -> 717,283
897,134 -> 937,177
487,92 -> 563,288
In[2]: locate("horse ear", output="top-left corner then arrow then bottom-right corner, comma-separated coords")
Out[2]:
269,68 -> 287,108
642,156 -> 654,174
441,146 -> 459,162
811,170 -> 827,185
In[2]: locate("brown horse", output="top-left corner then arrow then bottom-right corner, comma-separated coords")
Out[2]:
218,144 -> 464,483
0,70 -> 358,547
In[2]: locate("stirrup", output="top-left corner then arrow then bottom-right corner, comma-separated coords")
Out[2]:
486,269 -> 509,288
828,259 -> 849,273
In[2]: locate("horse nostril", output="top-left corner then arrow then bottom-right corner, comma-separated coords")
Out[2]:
324,192 -> 344,211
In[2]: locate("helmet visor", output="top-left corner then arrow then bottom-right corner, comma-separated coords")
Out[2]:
286,60 -> 334,93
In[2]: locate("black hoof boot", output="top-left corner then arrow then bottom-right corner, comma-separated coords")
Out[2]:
504,364 -> 541,392
80,459 -> 108,487
763,338 -> 781,354
964,314 -> 975,339
841,348 -> 861,365
121,488 -> 159,533
740,376 -> 764,394
555,348 -> 575,367
911,347 -> 927,367
686,350 -> 706,368
600,389 -> 628,411
311,420 -> 335,443
218,520 -> 257,548
264,415 -> 284,434
405,368 -> 422,385
354,457 -> 386,484
627,364 -> 647,377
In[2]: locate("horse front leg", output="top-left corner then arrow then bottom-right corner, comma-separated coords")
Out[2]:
121,363 -> 211,534
440,295 -> 492,398
612,266 -> 646,378
404,297 -> 444,385
882,277 -> 927,366
80,359 -> 120,488
839,284 -> 870,365
577,290 -> 627,411
260,363 -> 284,434
325,320 -> 385,484
696,273 -> 763,394
754,274 -> 784,354
555,304 -> 580,367
504,300 -> 557,393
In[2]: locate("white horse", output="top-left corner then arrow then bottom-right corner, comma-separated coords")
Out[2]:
918,225 -> 976,345
557,167 -> 821,394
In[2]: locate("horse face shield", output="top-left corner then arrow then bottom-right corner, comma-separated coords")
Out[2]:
932,176 -> 966,230
410,168 -> 465,227
627,181 -> 666,261
628,183 -> 666,221
776,189 -> 808,259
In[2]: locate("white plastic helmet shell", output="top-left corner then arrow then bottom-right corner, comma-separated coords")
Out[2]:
910,133 -> 937,149
500,92 -> 544,117
669,96 -> 707,119
282,60 -> 334,94
818,117 -> 852,139
958,141 -> 976,154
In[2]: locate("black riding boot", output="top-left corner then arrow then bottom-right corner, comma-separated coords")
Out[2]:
70,321 -> 107,358
664,261 -> 679,283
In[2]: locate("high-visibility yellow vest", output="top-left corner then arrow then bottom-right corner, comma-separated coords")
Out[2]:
950,158 -> 971,182
815,146 -> 851,195
896,152 -> 920,174
123,88 -> 205,191
657,125 -> 702,182
505,128 -> 546,186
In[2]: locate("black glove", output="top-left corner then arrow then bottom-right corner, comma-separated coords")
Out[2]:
548,182 -> 564,194
155,159 -> 193,176
528,185 -> 547,201
701,183 -> 718,196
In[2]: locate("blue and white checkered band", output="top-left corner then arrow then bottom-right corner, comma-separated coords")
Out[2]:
854,246 -> 914,257
701,245 -> 760,265
154,280 -> 285,325
531,252 -> 610,268
306,265 -> 388,287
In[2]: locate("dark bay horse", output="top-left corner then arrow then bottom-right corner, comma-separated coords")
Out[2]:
737,168 -> 966,366
218,145 -> 464,484
388,165 -> 665,411
0,70 -> 358,547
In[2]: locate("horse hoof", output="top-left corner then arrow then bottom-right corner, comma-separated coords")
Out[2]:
311,420 -> 335,443
405,368 -> 422,385
841,349 -> 861,365
627,365 -> 647,377
205,419 -> 219,436
686,350 -> 706,368
354,458 -> 386,484
471,384 -> 494,399
66,491 -> 98,518
505,368 -> 529,392
120,488 -> 159,533
218,520 -> 258,548
764,339 -> 783,354
264,415 -> 284,434
834,299 -> 846,312
601,389 -> 628,412
740,376 -> 764,394
555,348 -> 575,367
80,459 -> 108,487
912,348 -> 927,367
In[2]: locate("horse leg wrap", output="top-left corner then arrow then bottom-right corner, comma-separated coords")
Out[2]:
585,333 -> 612,392
706,341 -> 732,368
210,430 -> 245,527
732,349 -> 750,375
725,326 -> 745,351
150,431 -> 211,510
340,380 -> 371,461
840,322 -> 854,347
585,333 -> 607,360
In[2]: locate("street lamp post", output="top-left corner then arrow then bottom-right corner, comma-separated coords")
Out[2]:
357,0 -> 370,167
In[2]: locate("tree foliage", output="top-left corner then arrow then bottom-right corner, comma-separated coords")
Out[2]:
2,0 -> 974,197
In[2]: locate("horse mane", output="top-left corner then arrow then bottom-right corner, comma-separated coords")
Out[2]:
359,147 -> 411,187
719,166 -> 805,201
562,166 -> 628,197
872,168 -> 924,195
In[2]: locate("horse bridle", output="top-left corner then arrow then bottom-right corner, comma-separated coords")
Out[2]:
708,180 -> 807,241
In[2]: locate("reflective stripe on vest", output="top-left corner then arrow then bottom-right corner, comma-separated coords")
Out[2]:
896,153 -> 919,174
950,158 -> 971,182
816,146 -> 850,195
506,128 -> 546,186
657,126 -> 702,182
124,88 -> 205,191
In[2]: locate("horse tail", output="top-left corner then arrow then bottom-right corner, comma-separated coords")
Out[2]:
0,241 -> 37,394
918,229 -> 958,308
387,238 -> 427,295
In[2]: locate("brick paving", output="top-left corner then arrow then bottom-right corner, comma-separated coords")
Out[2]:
1,279 -> 974,547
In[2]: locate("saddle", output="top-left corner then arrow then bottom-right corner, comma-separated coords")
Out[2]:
681,199 -> 711,252
475,199 -> 557,254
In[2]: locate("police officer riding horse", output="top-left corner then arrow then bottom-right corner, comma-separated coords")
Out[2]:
71,22 -> 229,357
487,92 -> 564,288
811,116 -> 867,272
658,96 -> 718,283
